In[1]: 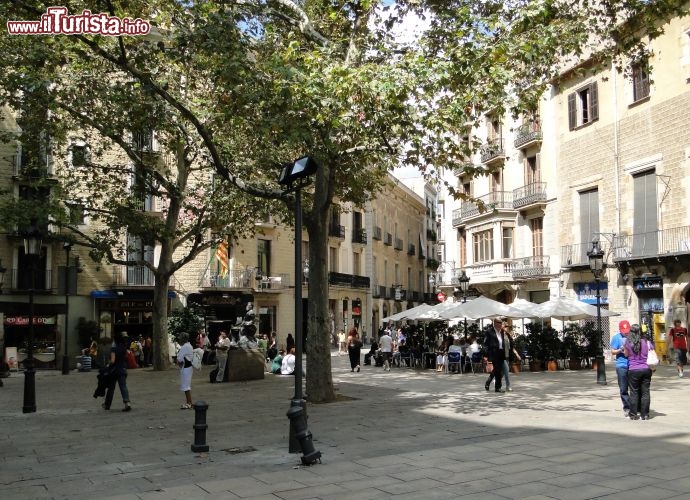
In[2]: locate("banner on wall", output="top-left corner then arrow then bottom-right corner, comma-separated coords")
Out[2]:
575,282 -> 608,305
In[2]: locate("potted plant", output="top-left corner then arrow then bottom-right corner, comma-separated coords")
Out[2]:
562,324 -> 585,370
542,327 -> 562,371
525,323 -> 544,371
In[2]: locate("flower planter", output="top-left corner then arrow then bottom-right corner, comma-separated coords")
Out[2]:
529,360 -> 543,372
546,360 -> 558,372
510,362 -> 522,374
568,358 -> 583,370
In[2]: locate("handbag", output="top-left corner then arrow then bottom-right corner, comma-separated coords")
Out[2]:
646,340 -> 659,369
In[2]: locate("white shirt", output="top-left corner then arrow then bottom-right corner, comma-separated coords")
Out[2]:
177,342 -> 193,364
281,353 -> 296,375
495,329 -> 503,349
379,334 -> 393,353
216,336 -> 231,356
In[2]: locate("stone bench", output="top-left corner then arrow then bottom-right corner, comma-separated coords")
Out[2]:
225,349 -> 265,382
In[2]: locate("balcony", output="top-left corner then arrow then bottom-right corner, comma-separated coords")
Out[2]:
480,138 -> 505,164
199,268 -> 257,288
12,153 -> 55,180
112,265 -> 155,286
390,287 -> 406,301
384,232 -> 393,246
612,225 -> 690,261
328,272 -> 370,289
466,261 -> 516,281
132,132 -> 160,154
426,228 -> 437,242
394,237 -> 403,251
257,273 -> 290,290
561,242 -> 610,268
514,121 -> 542,149
407,243 -> 415,256
512,182 -> 547,210
373,226 -> 382,240
411,291 -> 421,301
9,268 -> 55,292
132,195 -> 163,213
373,283 -> 382,298
452,191 -> 514,226
511,255 -> 551,279
352,228 -> 367,245
328,224 -> 345,239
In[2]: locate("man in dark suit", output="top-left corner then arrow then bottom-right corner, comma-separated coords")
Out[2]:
484,317 -> 506,393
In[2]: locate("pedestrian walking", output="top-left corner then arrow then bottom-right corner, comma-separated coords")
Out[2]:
484,318 -> 507,393
624,324 -> 654,420
610,320 -> 631,417
379,329 -> 393,371
176,333 -> 194,409
103,331 -> 132,412
668,319 -> 688,378
347,327 -> 362,372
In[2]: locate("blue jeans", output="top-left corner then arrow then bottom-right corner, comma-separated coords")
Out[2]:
104,372 -> 130,408
616,366 -> 630,411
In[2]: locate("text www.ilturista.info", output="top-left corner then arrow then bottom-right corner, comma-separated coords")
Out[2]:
7,6 -> 150,36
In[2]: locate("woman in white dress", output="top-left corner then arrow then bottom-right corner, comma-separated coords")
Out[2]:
176,333 -> 194,409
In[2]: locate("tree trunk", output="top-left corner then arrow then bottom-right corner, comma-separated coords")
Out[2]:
303,167 -> 336,402
152,274 -> 171,370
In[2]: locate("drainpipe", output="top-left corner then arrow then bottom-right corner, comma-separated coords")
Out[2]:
612,62 -> 621,235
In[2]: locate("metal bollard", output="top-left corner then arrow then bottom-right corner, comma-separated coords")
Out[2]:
286,404 -> 321,465
288,398 -> 305,453
191,401 -> 209,453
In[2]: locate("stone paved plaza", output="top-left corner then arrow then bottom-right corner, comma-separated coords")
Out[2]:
2,353 -> 690,499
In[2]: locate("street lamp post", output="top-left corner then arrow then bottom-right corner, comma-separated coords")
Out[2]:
458,270 -> 470,340
277,156 -> 321,465
587,239 -> 607,385
62,242 -> 72,375
23,220 -> 43,413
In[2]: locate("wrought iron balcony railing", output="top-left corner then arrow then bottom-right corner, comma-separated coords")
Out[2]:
511,255 -> 551,279
612,225 -> 690,260
480,138 -> 505,163
512,182 -> 547,209
514,121 -> 542,149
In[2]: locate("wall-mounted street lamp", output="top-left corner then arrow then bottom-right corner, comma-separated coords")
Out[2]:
587,239 -> 607,386
277,156 -> 321,465
22,219 -> 43,413
303,259 -> 309,284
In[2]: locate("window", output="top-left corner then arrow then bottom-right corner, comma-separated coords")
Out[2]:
473,229 -> 493,262
502,226 -> 514,259
257,239 -> 271,276
579,189 -> 599,244
329,246 -> 338,272
353,251 -> 361,276
632,170 -> 658,255
568,82 -> 599,130
632,59 -> 650,102
531,217 -> 543,256
525,155 -> 540,184
70,144 -> 87,167
68,203 -> 85,225
459,230 -> 467,267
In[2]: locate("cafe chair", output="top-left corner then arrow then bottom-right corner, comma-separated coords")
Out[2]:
447,351 -> 462,374
469,352 -> 484,374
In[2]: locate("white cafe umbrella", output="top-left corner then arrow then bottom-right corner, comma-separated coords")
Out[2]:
532,296 -> 620,321
382,303 -> 434,323
509,298 -> 542,318
440,295 -> 523,321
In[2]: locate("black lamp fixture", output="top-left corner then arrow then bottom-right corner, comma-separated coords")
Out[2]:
427,272 -> 436,291
303,259 -> 309,283
277,156 -> 321,465
587,239 -> 607,386
278,156 -> 319,188
22,218 -> 43,413
458,270 -> 470,339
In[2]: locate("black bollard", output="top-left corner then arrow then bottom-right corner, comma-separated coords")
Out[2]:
191,401 -> 209,453
288,398 -> 305,453
286,404 -> 321,465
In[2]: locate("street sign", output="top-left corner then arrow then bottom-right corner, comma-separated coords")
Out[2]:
437,292 -> 446,302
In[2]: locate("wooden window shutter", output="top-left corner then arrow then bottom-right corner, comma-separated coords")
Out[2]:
567,93 -> 576,130
589,82 -> 599,122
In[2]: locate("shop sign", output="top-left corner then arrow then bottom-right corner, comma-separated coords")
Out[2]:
101,300 -> 153,310
437,292 -> 446,302
3,316 -> 56,326
633,277 -> 663,291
